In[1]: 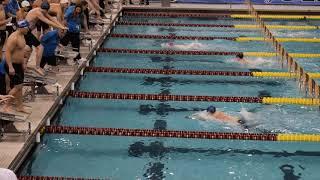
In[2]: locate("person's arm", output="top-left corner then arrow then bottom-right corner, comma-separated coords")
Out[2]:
64,6 -> 73,19
44,12 -> 65,29
0,95 -> 14,103
0,17 -> 12,26
16,10 -> 24,21
5,36 -> 16,75
6,12 -> 16,18
37,11 -> 66,29
82,14 -> 89,32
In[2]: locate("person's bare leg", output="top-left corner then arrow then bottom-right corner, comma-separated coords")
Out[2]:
5,74 -> 10,93
35,45 -> 45,76
15,85 -> 30,114
2,86 -> 19,113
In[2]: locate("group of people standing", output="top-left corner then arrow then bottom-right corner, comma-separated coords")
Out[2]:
0,0 -> 108,114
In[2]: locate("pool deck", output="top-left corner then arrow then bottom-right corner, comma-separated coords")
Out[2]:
0,2 -> 320,173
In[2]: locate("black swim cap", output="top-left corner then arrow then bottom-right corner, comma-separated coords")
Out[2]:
41,1 -> 50,10
236,53 -> 244,59
206,106 -> 216,113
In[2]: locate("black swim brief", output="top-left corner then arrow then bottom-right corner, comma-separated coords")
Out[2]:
24,30 -> 41,48
0,30 -> 7,46
36,21 -> 49,32
0,74 -> 6,95
5,63 -> 24,88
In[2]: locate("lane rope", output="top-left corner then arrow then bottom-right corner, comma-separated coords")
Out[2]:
85,67 -> 320,78
110,34 -> 320,43
110,33 -> 236,40
69,91 -> 263,103
18,176 -> 103,180
69,91 -> 320,105
122,12 -> 320,20
99,48 -> 320,58
116,21 -> 319,30
44,126 -> 320,142
85,67 -> 253,76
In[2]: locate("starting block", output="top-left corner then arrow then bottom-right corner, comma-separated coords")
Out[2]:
55,48 -> 80,70
0,109 -> 31,140
23,68 -> 58,102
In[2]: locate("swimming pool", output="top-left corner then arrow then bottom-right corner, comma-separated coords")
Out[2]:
18,9 -> 320,180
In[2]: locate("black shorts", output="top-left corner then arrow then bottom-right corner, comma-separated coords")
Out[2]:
0,30 -> 7,46
60,31 -> 80,50
0,74 -> 6,95
36,21 -> 49,32
5,63 -> 24,88
40,55 -> 57,68
24,30 -> 41,48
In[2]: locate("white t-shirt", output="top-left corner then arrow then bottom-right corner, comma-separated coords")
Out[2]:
0,168 -> 18,180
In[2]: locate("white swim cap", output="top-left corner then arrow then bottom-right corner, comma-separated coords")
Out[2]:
21,0 -> 30,8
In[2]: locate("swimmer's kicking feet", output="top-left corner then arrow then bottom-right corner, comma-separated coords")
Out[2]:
186,106 -> 259,129
161,40 -> 206,50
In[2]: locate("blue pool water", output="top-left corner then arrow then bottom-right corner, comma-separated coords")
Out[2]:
113,25 -> 263,37
19,14 -> 320,179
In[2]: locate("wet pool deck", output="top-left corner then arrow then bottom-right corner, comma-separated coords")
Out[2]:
0,2 -> 319,172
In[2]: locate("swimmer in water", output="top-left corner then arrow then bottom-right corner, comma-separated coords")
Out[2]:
161,40 -> 206,50
186,106 -> 258,129
235,53 -> 248,64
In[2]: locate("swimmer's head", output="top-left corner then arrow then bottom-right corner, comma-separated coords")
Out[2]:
41,1 -> 50,11
168,42 -> 174,47
206,106 -> 216,114
236,53 -> 244,60
17,20 -> 29,29
21,1 -> 30,8
17,20 -> 29,34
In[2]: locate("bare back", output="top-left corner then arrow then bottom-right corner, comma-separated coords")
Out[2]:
25,8 -> 41,30
213,111 -> 239,124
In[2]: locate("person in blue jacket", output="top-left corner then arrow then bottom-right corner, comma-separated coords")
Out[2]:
40,28 -> 66,69
60,4 -> 82,61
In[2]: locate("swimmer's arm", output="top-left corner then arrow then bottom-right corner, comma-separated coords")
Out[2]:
44,12 -> 65,29
37,11 -> 64,29
4,36 -> 15,69
6,12 -> 16,18
82,14 -> 89,32
16,10 -> 24,21
0,18 -> 12,26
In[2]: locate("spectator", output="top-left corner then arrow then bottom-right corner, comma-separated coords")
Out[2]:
60,4 -> 82,61
16,0 -> 30,21
0,0 -> 12,57
40,28 -> 66,71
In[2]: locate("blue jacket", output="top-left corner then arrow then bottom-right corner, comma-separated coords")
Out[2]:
41,30 -> 60,57
64,6 -> 81,33
4,0 -> 19,15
